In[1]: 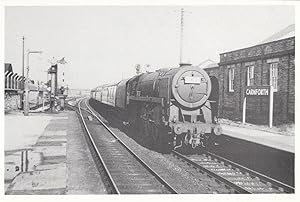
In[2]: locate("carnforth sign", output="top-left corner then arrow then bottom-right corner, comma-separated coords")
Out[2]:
243,86 -> 274,128
245,86 -> 269,96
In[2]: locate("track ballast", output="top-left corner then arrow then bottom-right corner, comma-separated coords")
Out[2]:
171,150 -> 294,194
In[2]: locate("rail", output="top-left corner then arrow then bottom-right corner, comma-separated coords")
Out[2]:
78,99 -> 120,194
84,99 -> 178,194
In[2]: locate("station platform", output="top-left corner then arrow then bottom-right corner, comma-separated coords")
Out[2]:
4,109 -> 106,194
219,119 -> 294,153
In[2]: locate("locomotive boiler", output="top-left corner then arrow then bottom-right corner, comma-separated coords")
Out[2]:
91,65 -> 222,151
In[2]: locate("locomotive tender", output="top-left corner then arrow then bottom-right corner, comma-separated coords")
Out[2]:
91,65 -> 222,150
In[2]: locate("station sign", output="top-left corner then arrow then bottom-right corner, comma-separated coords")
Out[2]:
243,85 -> 274,128
245,86 -> 270,97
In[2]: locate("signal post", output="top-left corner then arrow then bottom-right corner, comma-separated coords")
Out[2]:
48,64 -> 58,112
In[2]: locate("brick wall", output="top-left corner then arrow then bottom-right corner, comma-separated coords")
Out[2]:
5,91 -> 45,112
288,55 -> 295,121
205,67 -> 219,78
218,37 -> 295,125
5,93 -> 21,111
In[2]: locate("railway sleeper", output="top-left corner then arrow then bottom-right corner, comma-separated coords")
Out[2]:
108,168 -> 147,174
244,186 -> 282,193
225,176 -> 260,182
114,178 -> 158,184
118,188 -> 167,194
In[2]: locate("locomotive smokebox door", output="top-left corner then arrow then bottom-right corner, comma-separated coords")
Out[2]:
171,66 -> 212,109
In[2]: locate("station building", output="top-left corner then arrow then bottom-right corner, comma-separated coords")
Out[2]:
205,25 -> 295,125
199,59 -> 219,78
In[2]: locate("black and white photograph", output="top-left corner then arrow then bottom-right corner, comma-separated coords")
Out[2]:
2,0 -> 298,199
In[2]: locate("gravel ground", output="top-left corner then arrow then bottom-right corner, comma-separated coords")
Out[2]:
88,100 -> 231,194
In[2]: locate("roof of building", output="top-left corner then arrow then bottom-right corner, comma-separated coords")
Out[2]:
220,24 -> 295,56
260,24 -> 295,44
197,59 -> 218,69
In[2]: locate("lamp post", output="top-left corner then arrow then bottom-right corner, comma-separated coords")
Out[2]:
24,50 -> 42,116
21,36 -> 25,109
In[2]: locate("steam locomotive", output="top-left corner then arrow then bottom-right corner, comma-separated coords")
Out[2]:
91,65 -> 222,151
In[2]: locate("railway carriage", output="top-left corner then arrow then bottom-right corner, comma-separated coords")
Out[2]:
91,64 -> 222,151
93,83 -> 118,107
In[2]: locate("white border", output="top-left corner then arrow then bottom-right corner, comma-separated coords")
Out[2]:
1,1 -> 298,202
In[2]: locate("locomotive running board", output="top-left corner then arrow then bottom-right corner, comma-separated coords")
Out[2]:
128,96 -> 165,106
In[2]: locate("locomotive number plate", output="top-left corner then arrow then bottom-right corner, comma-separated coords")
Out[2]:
184,76 -> 201,84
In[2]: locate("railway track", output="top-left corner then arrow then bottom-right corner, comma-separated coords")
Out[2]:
76,98 -> 178,194
171,150 -> 295,194
68,98 -> 294,194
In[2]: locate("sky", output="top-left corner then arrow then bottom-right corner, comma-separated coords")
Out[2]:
4,5 -> 295,89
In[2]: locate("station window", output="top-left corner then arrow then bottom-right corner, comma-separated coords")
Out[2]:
270,62 -> 278,92
247,65 -> 255,86
228,67 -> 235,92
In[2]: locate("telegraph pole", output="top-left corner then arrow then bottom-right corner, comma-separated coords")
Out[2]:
179,8 -> 184,66
178,8 -> 191,67
22,36 -> 25,77
24,50 -> 30,116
